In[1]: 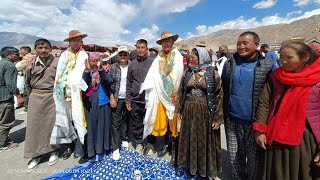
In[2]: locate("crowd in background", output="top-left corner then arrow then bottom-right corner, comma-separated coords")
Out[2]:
0,29 -> 320,180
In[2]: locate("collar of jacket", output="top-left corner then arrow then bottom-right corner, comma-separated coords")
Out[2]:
233,50 -> 264,63
2,58 -> 14,62
137,55 -> 148,61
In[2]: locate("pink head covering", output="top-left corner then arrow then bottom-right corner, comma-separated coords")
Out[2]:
88,52 -> 101,90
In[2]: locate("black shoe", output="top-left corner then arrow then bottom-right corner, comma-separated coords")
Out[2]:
78,156 -> 89,164
73,153 -> 80,159
143,143 -> 155,156
62,148 -> 73,160
157,145 -> 168,158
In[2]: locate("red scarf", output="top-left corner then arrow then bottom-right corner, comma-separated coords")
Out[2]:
267,56 -> 320,146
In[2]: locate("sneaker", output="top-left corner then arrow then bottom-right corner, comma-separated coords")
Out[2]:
121,141 -> 129,148
0,142 -> 19,152
27,156 -> 41,171
135,144 -> 143,154
18,108 -> 28,115
113,149 -> 120,161
48,151 -> 59,166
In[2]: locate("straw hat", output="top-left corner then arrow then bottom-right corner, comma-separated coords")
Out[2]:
180,44 -> 189,51
64,30 -> 88,42
156,30 -> 179,45
196,41 -> 206,47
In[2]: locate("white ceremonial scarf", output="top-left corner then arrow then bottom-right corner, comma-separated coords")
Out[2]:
50,48 -> 88,145
140,48 -> 184,139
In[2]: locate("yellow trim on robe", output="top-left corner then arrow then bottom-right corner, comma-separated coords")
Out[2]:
80,91 -> 87,128
151,101 -> 178,137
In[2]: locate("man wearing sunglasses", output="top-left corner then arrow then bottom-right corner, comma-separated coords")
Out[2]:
109,46 -> 130,160
0,46 -> 22,152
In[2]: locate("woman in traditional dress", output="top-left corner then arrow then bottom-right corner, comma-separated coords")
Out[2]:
82,53 -> 112,159
177,47 -> 223,179
253,40 -> 320,180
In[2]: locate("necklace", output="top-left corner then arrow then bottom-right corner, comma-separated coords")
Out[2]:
192,74 -> 203,84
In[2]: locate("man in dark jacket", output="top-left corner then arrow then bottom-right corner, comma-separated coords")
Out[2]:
126,39 -> 154,153
222,31 -> 273,180
0,46 -> 22,151
217,44 -> 233,59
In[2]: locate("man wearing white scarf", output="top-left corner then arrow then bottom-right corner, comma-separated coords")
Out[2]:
50,30 -> 88,160
140,30 -> 183,160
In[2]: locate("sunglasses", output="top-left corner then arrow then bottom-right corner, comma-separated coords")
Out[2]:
119,53 -> 128,57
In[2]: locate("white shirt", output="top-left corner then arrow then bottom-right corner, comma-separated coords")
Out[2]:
118,65 -> 128,99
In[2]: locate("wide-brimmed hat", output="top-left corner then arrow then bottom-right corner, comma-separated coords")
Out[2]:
196,41 -> 206,47
156,30 -> 179,45
64,30 -> 88,42
180,44 -> 189,51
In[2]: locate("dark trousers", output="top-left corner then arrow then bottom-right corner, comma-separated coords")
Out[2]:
65,134 -> 87,158
0,99 -> 15,147
130,102 -> 145,147
153,135 -> 167,152
23,84 -> 29,109
111,99 -> 130,150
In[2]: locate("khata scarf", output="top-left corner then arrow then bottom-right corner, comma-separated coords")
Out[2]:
159,49 -> 175,96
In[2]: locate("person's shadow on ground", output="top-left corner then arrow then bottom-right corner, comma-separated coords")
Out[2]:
8,119 -> 26,144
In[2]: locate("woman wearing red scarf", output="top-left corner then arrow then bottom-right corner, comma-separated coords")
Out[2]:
253,40 -> 320,180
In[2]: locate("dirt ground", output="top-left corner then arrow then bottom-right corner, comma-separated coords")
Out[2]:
0,108 -> 231,180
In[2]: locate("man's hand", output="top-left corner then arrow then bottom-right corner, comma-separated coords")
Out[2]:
177,113 -> 182,120
85,59 -> 91,70
126,102 -> 132,111
255,131 -> 267,150
314,151 -> 320,167
171,92 -> 178,104
110,97 -> 117,109
97,59 -> 102,69
17,95 -> 24,107
212,122 -> 220,130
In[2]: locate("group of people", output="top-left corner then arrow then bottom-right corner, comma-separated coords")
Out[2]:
0,28 -> 319,180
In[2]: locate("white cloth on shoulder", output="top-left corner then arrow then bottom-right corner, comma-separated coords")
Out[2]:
50,48 -> 88,145
139,48 -> 184,139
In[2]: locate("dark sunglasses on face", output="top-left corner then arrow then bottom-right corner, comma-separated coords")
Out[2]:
119,53 -> 127,57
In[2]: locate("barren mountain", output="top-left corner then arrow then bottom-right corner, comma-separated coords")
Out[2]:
177,14 -> 320,51
0,32 -> 62,49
